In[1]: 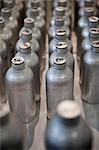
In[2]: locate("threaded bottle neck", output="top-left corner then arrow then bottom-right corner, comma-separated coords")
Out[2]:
84,0 -> 94,7
55,17 -> 64,28
4,0 -> 14,9
88,16 -> 99,29
31,0 -> 40,8
12,57 -> 25,70
20,29 -> 32,42
53,57 -> 66,70
19,42 -> 31,54
58,0 -> 68,7
91,40 -> 99,53
56,42 -> 68,54
24,18 -> 34,29
55,29 -> 67,42
1,7 -> 11,20
55,6 -> 65,17
29,7 -> 39,19
84,7 -> 94,22
89,28 -> 99,41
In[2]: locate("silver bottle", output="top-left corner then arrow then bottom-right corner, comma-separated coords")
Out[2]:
46,57 -> 73,119
0,17 -> 13,66
16,28 -> 40,56
26,7 -> 45,34
1,7 -> 18,48
51,6 -> 70,28
49,16 -> 70,41
0,56 -> 6,103
82,40 -> 99,103
49,28 -> 72,55
6,56 -> 36,123
19,18 -> 41,45
15,42 -> 40,125
50,42 -> 74,72
27,0 -> 45,18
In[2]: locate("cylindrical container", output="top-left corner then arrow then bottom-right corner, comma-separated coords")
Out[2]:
45,100 -> 93,150
19,18 -> 41,45
49,29 -> 72,55
6,56 -> 36,123
0,56 -> 6,103
77,7 -> 94,58
1,7 -> 18,47
82,40 -> 99,103
27,0 -> 45,18
49,16 -> 70,41
50,42 -> 74,72
0,102 -> 24,150
46,57 -> 73,119
15,43 -> 40,125
16,28 -> 40,56
26,7 -> 45,34
0,17 -> 13,66
51,6 -> 70,28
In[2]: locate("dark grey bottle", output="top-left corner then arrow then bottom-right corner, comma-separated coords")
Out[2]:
49,17 -> 70,41
77,7 -> 94,58
0,17 -> 13,67
51,6 -> 70,28
50,42 -> 74,72
27,0 -> 45,18
45,100 -> 93,150
49,29 -> 72,55
16,28 -> 40,56
6,56 -> 36,123
1,7 -> 18,48
26,7 -> 45,34
0,56 -> 6,103
46,57 -> 73,119
15,42 -> 40,125
19,18 -> 41,45
0,102 -> 25,150
82,40 -> 99,103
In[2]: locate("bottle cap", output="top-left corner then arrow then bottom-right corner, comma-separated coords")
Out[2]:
57,101 -> 81,119
12,57 -> 25,70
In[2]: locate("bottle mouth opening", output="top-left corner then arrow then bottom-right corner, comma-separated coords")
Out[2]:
56,6 -> 65,11
21,29 -> 32,36
2,7 -> 11,13
92,41 -> 99,48
84,7 -> 94,12
90,28 -> 99,34
0,17 -> 4,23
25,18 -> 34,24
54,57 -> 66,65
12,57 -> 24,65
56,29 -> 66,36
56,42 -> 67,49
89,16 -> 99,22
19,42 -> 31,50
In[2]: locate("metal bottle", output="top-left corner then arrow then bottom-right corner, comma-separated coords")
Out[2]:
15,42 -> 40,125
50,42 -> 74,72
0,39 -> 7,72
51,6 -> 70,29
0,17 -> 13,67
0,56 -> 6,103
0,103 -> 24,150
19,18 -> 41,46
77,7 -> 94,58
27,0 -> 45,18
46,57 -> 73,119
26,7 -> 45,34
82,40 -> 99,103
16,28 -> 40,56
49,29 -> 72,55
6,56 -> 36,123
49,17 -> 70,41
45,100 -> 93,150
1,7 -> 18,48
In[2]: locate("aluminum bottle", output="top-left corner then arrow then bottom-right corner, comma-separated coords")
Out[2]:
49,17 -> 70,41
0,56 -> 6,103
26,7 -> 45,34
46,57 -> 73,119
27,0 -> 45,18
15,42 -> 40,125
81,16 -> 99,45
0,102 -> 24,150
0,17 -> 13,67
82,40 -> 99,103
6,56 -> 36,123
0,39 -> 7,72
1,7 -> 18,48
45,100 -> 93,150
51,6 -> 70,29
49,29 -> 72,55
19,18 -> 41,45
16,28 -> 40,56
77,7 -> 94,58
50,42 -> 74,72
